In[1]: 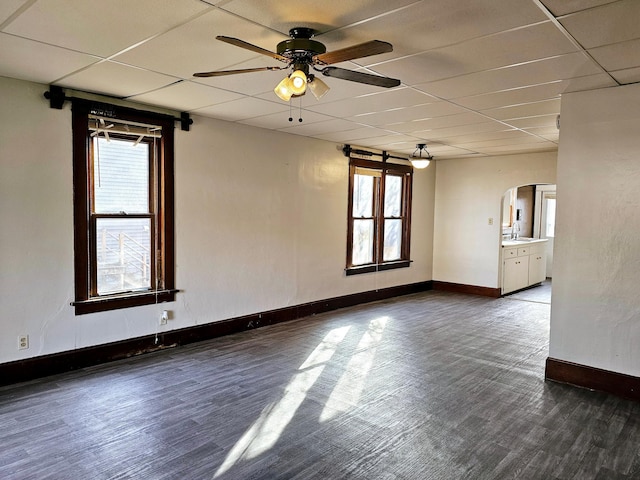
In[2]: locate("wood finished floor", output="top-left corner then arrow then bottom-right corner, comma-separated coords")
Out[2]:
2,289 -> 639,480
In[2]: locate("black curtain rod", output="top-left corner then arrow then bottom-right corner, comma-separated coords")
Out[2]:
342,144 -> 407,162
44,85 -> 193,131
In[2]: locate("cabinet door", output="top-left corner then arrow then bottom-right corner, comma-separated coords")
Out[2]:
528,253 -> 546,284
503,256 -> 530,294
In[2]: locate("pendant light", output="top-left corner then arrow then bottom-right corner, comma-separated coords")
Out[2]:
409,143 -> 433,169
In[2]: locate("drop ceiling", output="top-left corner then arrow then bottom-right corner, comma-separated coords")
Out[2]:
1,0 -> 638,159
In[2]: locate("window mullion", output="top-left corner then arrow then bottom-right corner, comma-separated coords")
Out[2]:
376,173 -> 386,265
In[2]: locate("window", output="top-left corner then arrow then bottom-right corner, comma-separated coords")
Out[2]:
72,100 -> 176,314
346,157 -> 413,275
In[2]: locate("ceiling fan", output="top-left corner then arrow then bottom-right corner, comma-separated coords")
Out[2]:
193,27 -> 401,101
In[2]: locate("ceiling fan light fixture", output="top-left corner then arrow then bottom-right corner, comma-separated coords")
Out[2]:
274,77 -> 294,101
289,69 -> 307,95
308,75 -> 330,100
409,143 -> 433,169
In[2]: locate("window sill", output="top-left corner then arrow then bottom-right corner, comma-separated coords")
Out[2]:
345,260 -> 411,276
72,289 -> 178,315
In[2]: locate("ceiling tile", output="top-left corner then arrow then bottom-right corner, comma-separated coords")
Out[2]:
539,0 -> 617,17
115,9 -> 287,80
0,0 -> 29,24
192,97 -> 290,121
219,0 -> 418,35
357,134 -> 421,148
304,87 -> 435,117
425,146 -> 482,158
59,61 -> 179,98
239,109 -> 334,129
314,126 -> 391,143
420,121 -> 509,141
558,0 -> 640,49
430,128 -> 520,145
374,21 -> 578,85
453,82 -> 564,110
0,33 -> 99,84
128,80 -> 244,111
561,73 -> 617,92
504,114 -> 558,129
4,0 -> 209,57
522,126 -> 560,136
388,112 -> 492,134
316,0 -> 548,61
609,66 -> 640,84
588,38 -> 640,72
457,133 -> 552,149
349,101 -> 467,126
414,52 -> 602,99
475,142 -> 557,154
278,118 -> 364,136
523,126 -> 560,141
481,98 -> 561,121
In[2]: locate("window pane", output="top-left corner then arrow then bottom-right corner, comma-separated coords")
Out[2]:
352,219 -> 374,265
353,174 -> 374,217
94,138 -> 149,214
545,198 -> 556,237
384,175 -> 402,217
383,219 -> 402,261
96,218 -> 152,295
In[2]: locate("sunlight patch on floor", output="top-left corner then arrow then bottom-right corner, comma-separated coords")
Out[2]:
212,325 -> 351,478
320,316 -> 388,422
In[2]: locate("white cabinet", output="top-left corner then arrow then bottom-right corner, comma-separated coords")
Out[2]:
503,255 -> 529,294
528,246 -> 546,285
501,241 -> 547,295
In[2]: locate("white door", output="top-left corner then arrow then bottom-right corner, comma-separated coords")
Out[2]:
540,193 -> 556,277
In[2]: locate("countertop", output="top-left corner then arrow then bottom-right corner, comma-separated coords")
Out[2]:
502,238 -> 549,247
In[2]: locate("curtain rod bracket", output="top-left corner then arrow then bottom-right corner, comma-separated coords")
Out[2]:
180,112 -> 193,131
44,85 -> 66,109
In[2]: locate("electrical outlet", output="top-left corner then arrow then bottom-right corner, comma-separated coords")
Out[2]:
18,335 -> 29,350
488,217 -> 494,225
160,310 -> 169,325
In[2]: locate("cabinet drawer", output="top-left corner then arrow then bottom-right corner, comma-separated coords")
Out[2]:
517,247 -> 529,256
503,247 -> 518,258
529,243 -> 543,254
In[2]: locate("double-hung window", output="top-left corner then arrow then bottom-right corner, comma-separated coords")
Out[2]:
71,101 -> 176,314
346,157 -> 413,275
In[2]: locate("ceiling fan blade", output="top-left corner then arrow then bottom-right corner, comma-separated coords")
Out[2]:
216,36 -> 288,62
321,67 -> 401,88
194,66 -> 284,77
314,40 -> 393,65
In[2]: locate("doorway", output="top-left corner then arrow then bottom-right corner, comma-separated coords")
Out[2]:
501,184 -> 556,303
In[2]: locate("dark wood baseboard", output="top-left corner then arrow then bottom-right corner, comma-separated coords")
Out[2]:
0,281 -> 432,387
432,281 -> 501,298
545,357 -> 640,402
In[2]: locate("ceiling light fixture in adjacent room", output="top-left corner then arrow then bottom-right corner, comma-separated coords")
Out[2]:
409,143 -> 433,169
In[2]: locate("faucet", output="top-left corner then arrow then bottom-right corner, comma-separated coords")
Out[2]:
511,222 -> 520,240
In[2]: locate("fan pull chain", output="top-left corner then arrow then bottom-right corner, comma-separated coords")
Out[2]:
289,101 -> 293,122
299,96 -> 303,122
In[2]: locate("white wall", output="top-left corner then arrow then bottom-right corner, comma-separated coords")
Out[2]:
550,82 -> 640,377
433,152 -> 556,288
0,76 -> 435,365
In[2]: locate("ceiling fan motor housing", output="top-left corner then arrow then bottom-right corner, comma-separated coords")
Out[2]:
277,27 -> 326,61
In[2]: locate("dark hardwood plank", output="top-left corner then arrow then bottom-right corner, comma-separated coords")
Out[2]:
1,289 -> 639,479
